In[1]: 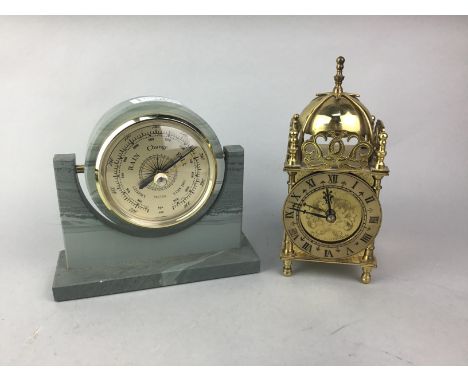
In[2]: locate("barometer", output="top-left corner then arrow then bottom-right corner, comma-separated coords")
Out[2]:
53,96 -> 260,301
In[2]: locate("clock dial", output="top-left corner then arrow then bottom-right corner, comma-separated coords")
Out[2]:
299,187 -> 363,243
95,118 -> 217,228
283,172 -> 382,259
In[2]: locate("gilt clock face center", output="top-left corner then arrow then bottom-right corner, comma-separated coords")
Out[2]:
299,186 -> 363,243
326,213 -> 336,223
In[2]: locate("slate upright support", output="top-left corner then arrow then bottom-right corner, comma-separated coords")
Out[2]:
52,145 -> 260,301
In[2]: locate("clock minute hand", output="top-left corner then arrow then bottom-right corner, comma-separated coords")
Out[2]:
160,146 -> 196,173
290,207 -> 327,219
303,202 -> 326,214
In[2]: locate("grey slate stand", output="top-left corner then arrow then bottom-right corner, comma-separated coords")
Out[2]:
52,146 -> 260,301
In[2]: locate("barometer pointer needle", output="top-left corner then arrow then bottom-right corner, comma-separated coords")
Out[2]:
138,175 -> 155,190
138,146 -> 196,190
160,146 -> 196,173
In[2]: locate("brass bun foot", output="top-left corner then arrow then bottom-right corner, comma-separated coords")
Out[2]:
283,260 -> 292,277
360,267 -> 372,284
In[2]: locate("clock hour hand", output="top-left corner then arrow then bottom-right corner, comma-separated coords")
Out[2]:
160,146 -> 196,173
303,202 -> 326,214
290,207 -> 327,219
322,187 -> 337,223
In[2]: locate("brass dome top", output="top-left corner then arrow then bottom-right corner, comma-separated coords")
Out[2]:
299,56 -> 375,143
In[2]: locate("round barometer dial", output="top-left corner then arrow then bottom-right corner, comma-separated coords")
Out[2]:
283,172 -> 382,259
95,118 -> 217,228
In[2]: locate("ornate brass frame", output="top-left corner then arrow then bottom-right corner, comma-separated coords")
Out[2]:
280,57 -> 389,283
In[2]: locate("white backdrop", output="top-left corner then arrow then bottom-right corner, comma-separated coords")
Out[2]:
1,16 -> 467,365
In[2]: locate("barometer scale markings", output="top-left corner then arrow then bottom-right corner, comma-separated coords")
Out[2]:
102,124 -> 213,227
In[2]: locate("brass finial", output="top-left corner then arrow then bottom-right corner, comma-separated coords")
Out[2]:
333,56 -> 345,96
286,114 -> 300,166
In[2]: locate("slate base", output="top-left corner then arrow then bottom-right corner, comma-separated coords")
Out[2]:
52,233 -> 260,301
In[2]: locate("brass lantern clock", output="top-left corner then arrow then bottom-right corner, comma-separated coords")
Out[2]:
281,57 -> 389,283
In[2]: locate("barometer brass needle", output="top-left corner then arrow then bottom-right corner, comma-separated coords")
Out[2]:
138,146 -> 196,190
160,146 -> 196,173
138,174 -> 155,190
290,207 -> 327,219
